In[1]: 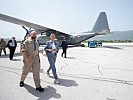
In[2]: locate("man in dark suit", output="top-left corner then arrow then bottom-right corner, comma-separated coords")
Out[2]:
7,37 -> 17,60
61,37 -> 68,58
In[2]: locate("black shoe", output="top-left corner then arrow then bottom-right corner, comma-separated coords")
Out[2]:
19,81 -> 24,87
46,72 -> 50,77
36,86 -> 44,92
61,53 -> 63,57
4,52 -> 6,56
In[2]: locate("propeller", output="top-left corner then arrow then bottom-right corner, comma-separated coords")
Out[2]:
22,26 -> 29,39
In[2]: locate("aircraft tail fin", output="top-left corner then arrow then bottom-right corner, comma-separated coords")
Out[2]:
91,12 -> 110,34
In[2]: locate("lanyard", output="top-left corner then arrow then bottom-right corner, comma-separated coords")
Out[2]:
33,41 -> 36,51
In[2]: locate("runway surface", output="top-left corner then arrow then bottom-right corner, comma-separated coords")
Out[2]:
0,43 -> 133,100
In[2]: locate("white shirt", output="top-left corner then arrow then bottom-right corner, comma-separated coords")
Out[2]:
9,39 -> 15,47
12,39 -> 15,47
52,42 -> 57,53
52,42 -> 56,49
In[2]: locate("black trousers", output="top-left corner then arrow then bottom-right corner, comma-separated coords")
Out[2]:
62,48 -> 67,57
9,47 -> 16,60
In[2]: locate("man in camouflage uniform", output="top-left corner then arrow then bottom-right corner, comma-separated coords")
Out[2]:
19,31 -> 44,92
0,38 -> 6,56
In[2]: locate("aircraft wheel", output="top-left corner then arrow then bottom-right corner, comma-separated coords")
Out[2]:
81,44 -> 85,47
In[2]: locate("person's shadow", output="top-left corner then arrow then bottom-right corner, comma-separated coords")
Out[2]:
0,52 -> 22,58
65,57 -> 76,59
24,84 -> 61,100
59,78 -> 78,87
45,76 -> 78,87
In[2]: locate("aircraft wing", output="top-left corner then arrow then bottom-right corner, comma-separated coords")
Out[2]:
96,28 -> 110,35
0,13 -> 70,36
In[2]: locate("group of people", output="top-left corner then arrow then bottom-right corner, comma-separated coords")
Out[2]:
1,31 -> 68,92
19,31 -> 68,92
0,37 -> 17,60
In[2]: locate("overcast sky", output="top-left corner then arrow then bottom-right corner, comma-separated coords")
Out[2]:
0,0 -> 133,40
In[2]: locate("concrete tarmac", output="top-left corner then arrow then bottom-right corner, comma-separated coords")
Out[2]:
0,43 -> 133,100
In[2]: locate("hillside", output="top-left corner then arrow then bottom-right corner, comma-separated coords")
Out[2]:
89,30 -> 133,41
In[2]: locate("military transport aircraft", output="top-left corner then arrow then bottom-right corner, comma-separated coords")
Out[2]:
0,12 -> 110,46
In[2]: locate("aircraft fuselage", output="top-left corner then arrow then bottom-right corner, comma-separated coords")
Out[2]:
37,33 -> 96,46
